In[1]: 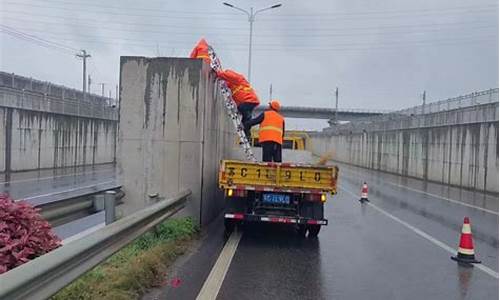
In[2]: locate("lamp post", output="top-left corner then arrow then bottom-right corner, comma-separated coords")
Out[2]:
223,2 -> 282,83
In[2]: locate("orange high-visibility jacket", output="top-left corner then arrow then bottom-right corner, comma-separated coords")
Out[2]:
216,69 -> 260,107
189,38 -> 211,64
259,110 -> 284,145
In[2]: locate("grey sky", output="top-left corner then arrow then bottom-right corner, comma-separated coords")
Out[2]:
0,0 -> 498,129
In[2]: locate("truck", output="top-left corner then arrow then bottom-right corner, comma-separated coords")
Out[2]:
219,159 -> 339,237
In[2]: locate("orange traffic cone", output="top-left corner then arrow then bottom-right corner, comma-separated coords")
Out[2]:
451,217 -> 481,264
359,182 -> 369,202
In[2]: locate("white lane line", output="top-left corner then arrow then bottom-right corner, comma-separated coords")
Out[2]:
0,168 -> 115,185
338,166 -> 498,216
62,222 -> 105,245
197,229 -> 242,300
386,182 -> 498,216
17,180 -> 115,202
340,186 -> 499,279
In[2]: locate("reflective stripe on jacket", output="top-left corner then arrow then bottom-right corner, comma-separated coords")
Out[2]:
259,110 -> 284,144
216,70 -> 260,106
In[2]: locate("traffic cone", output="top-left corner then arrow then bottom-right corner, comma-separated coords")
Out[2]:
359,182 -> 369,202
451,217 -> 481,264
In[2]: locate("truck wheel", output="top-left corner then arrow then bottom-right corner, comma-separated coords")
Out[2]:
224,219 -> 235,233
307,225 -> 321,238
297,224 -> 307,237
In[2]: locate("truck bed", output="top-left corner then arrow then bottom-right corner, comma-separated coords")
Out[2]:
218,160 -> 338,194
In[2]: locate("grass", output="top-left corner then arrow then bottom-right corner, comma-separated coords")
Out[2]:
51,217 -> 198,300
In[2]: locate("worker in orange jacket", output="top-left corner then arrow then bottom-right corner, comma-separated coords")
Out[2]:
216,69 -> 260,139
246,100 -> 284,162
189,38 -> 211,65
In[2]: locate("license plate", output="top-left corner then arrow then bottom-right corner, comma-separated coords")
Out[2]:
262,193 -> 290,205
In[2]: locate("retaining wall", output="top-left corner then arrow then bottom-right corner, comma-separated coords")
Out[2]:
1,106 -> 116,176
118,57 -> 239,226
310,103 -> 499,193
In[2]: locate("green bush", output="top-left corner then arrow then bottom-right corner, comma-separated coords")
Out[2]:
51,217 -> 198,300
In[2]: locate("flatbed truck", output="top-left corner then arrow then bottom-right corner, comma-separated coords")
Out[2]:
219,159 -> 338,237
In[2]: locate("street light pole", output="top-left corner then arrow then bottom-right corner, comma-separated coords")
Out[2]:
223,2 -> 282,83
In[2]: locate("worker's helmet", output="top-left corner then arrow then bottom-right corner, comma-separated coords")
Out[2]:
269,99 -> 281,111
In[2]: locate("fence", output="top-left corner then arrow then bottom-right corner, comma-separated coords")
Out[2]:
0,72 -> 118,120
0,189 -> 190,300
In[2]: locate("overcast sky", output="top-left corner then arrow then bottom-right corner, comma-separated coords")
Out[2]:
0,0 -> 498,129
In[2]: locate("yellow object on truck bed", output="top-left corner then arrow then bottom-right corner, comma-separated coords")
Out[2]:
219,160 -> 338,194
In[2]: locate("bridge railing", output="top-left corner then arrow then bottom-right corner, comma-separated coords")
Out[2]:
0,190 -> 191,300
394,88 -> 498,116
0,71 -> 118,120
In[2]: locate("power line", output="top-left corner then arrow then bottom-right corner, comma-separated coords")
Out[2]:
0,3 -> 496,22
4,28 -> 494,52
2,15 -> 496,37
6,23 -> 495,48
4,0 -> 497,18
6,22 -> 495,41
0,25 -> 78,54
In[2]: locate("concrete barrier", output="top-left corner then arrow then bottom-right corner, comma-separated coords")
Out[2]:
309,103 -> 499,193
118,57 -> 239,226
0,107 -> 116,174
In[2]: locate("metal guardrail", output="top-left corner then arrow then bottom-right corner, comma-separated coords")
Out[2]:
395,88 -> 499,116
0,86 -> 118,120
317,101 -> 499,135
0,189 -> 191,300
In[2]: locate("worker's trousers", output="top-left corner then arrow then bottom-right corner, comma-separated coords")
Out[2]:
261,141 -> 282,162
238,102 -> 258,140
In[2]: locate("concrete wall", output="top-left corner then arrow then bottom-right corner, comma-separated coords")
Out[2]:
1,107 -> 116,174
309,104 -> 499,193
118,57 -> 238,226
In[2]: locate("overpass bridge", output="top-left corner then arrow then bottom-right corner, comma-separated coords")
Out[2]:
0,59 -> 498,299
254,105 -> 388,122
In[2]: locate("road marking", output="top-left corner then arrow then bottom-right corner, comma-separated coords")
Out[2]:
62,222 -> 105,245
0,168 -> 115,185
197,229 -> 242,300
338,166 -> 498,216
386,182 -> 498,215
17,180 -> 116,202
340,186 -> 499,279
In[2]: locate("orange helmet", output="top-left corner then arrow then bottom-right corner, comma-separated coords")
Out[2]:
269,99 -> 281,111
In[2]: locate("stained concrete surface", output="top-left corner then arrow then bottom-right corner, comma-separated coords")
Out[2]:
118,57 -> 237,226
0,163 -> 116,202
310,104 -> 499,193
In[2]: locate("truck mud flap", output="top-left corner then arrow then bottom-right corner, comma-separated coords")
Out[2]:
224,213 -> 328,226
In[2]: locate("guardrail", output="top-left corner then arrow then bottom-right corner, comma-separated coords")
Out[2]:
0,86 -> 118,120
0,189 -> 191,300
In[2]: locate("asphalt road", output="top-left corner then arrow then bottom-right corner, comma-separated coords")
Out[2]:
215,162 -> 498,299
0,163 -> 116,202
153,160 -> 498,300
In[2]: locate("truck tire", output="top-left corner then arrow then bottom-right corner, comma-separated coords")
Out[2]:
224,218 -> 235,233
297,224 -> 307,237
307,225 -> 321,237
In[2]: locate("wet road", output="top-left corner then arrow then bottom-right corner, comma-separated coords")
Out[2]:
0,163 -> 116,203
215,162 -> 498,300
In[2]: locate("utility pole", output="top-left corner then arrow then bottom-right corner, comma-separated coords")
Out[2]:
333,87 -> 339,125
88,74 -> 92,94
422,90 -> 426,114
269,84 -> 273,101
99,83 -> 106,97
223,2 -> 282,83
76,50 -> 91,100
